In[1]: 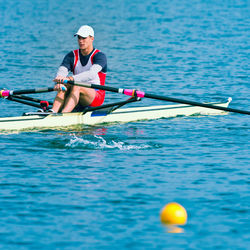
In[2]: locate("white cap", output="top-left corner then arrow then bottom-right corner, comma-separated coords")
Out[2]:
74,25 -> 94,38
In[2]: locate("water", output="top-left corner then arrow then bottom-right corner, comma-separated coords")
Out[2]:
0,0 -> 249,249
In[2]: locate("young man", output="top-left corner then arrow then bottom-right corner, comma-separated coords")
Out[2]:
52,25 -> 107,113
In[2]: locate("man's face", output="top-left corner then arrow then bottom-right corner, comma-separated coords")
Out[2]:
78,35 -> 94,50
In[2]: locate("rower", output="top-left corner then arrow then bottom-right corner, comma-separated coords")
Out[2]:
52,25 -> 107,113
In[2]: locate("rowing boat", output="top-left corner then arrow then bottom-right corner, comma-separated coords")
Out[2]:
1,81 -> 249,132
0,99 -> 231,131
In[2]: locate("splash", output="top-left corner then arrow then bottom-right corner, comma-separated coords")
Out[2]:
66,134 -> 150,150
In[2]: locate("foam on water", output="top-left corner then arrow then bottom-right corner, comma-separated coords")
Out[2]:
66,134 -> 151,150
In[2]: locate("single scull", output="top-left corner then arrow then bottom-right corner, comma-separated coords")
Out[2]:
0,98 -> 231,131
1,81 -> 249,132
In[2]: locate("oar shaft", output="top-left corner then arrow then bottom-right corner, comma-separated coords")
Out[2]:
65,80 -> 120,93
8,96 -> 51,109
13,95 -> 53,105
143,93 -> 250,115
66,80 -> 250,115
0,87 -> 55,98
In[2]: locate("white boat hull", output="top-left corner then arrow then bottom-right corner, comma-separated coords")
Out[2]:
0,100 -> 231,131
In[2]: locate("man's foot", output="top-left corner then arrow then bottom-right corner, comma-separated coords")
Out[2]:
37,108 -> 55,113
47,109 -> 56,113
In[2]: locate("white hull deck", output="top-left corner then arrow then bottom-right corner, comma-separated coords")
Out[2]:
0,100 -> 231,131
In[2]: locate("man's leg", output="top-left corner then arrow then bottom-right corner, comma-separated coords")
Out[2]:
52,88 -> 70,113
61,86 -> 96,113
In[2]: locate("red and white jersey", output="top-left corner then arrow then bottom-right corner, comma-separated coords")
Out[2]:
72,49 -> 106,85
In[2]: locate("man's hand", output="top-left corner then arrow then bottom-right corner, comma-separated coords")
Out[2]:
53,76 -> 73,91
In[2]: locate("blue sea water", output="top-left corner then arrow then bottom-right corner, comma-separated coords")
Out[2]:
0,0 -> 249,249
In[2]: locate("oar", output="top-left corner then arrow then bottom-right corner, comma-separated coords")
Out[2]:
12,94 -> 53,105
0,87 -> 55,98
7,96 -> 51,109
65,80 -> 250,115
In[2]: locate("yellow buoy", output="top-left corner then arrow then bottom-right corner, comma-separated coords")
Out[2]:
160,202 -> 187,225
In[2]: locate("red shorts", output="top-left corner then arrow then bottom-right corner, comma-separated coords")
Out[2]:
89,90 -> 105,107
